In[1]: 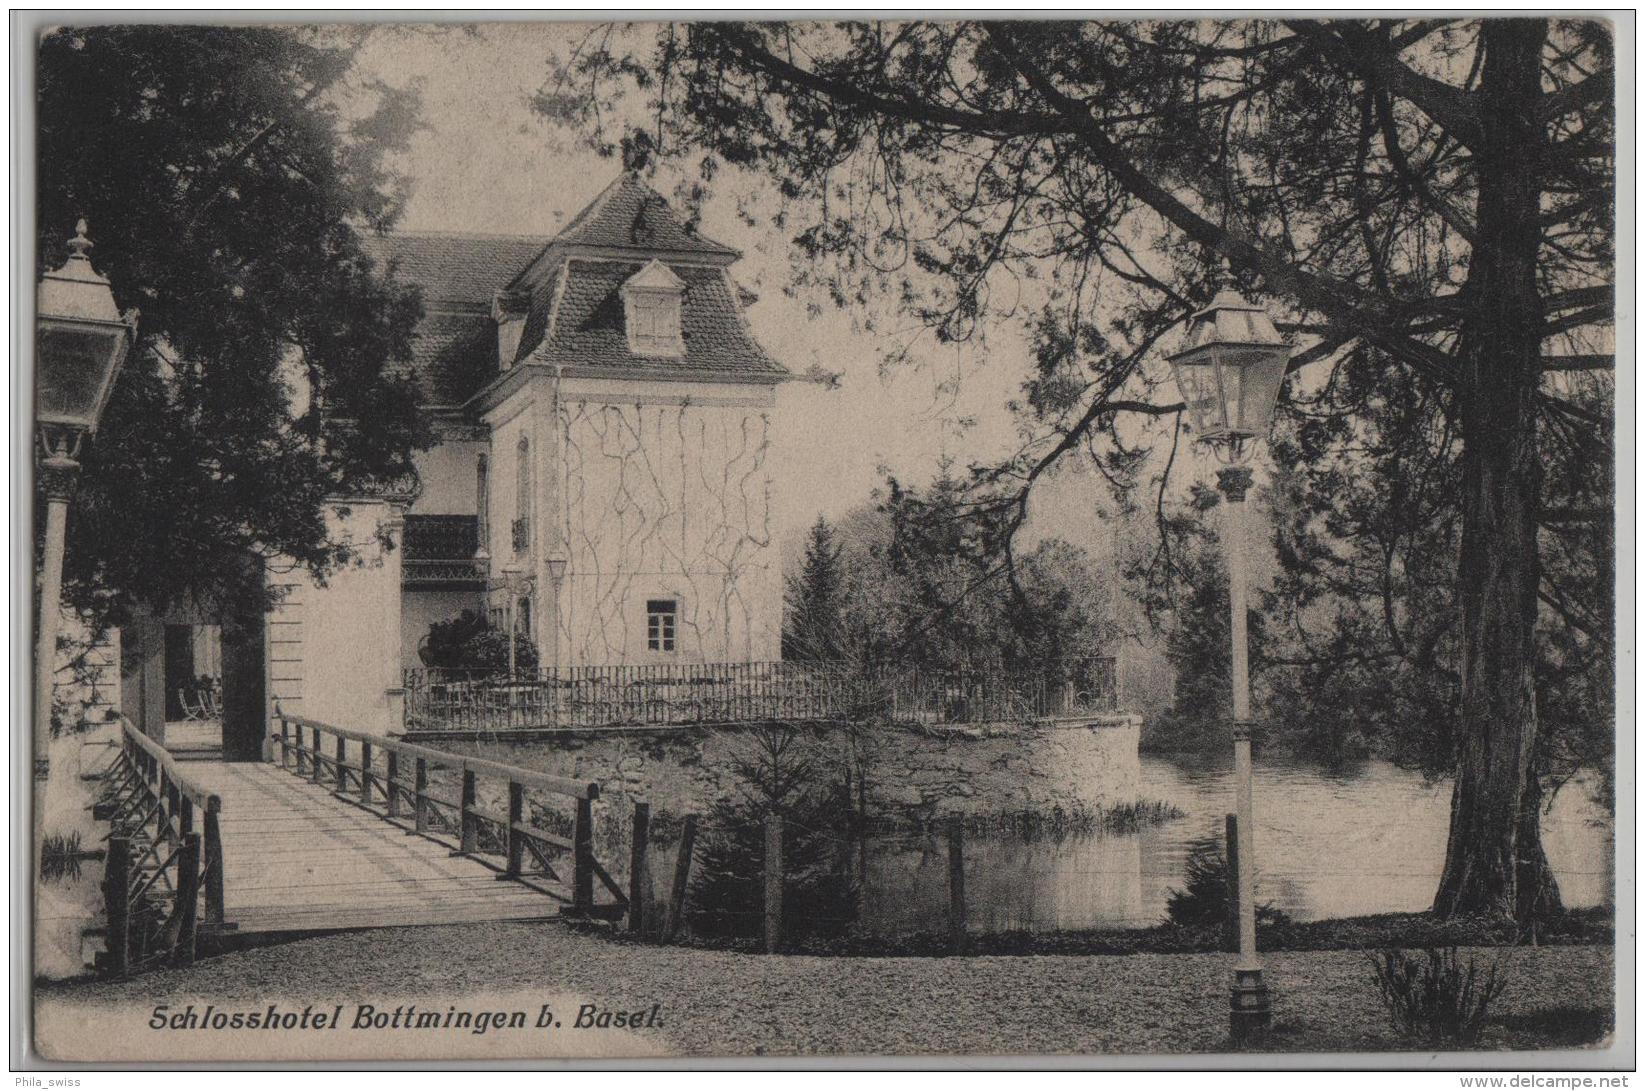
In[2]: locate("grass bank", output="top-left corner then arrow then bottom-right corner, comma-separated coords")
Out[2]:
599,906 -> 1614,958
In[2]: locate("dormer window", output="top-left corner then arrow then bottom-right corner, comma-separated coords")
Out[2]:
621,259 -> 686,357
492,289 -> 528,369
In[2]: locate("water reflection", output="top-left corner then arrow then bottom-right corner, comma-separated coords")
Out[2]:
856,756 -> 1613,932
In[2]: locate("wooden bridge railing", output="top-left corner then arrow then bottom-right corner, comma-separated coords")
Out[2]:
96,716 -> 225,975
267,704 -> 626,920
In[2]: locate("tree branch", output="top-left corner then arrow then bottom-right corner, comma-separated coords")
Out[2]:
1540,66 -> 1614,121
1286,20 -> 1487,151
1541,352 -> 1613,372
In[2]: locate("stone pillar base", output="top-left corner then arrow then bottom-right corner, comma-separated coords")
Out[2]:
1230,966 -> 1272,1047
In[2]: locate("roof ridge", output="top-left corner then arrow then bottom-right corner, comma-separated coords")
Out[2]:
550,172 -> 632,244
367,228 -> 557,242
553,172 -> 740,257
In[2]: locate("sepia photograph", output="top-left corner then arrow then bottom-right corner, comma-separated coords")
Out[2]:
14,14 -> 1628,1069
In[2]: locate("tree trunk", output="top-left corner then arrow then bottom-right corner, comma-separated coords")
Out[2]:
1433,19 -> 1562,921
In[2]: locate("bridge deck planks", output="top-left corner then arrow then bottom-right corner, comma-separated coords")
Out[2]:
184,762 -> 565,935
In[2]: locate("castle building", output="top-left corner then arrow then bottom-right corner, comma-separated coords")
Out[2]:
121,172 -> 790,743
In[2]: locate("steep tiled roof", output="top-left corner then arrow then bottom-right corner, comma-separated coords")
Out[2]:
362,231 -> 549,304
365,175 -> 782,404
510,263 -> 561,367
522,258 -> 784,378
404,311 -> 498,406
363,232 -> 541,404
548,173 -> 740,259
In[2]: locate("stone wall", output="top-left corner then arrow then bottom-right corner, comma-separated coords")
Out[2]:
414,713 -> 1143,826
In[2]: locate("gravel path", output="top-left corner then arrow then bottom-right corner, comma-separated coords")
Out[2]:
37,923 -> 1614,1060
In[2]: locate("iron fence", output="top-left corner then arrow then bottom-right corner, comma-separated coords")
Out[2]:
403,656 -> 1117,733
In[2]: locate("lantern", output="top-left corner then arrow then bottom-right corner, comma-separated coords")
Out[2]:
36,221 -> 137,439
1165,267 -> 1290,465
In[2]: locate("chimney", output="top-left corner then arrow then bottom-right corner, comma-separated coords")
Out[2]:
492,290 -> 528,369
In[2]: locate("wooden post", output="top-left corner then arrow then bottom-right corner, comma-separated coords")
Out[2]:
172,832 -> 201,967
663,815 -> 697,940
504,781 -> 525,878
335,735 -> 347,792
104,835 -> 131,977
203,800 -> 225,925
628,801 -> 651,934
178,794 -> 194,838
856,761 -> 869,884
572,795 -> 594,916
360,741 -> 373,805
947,812 -> 968,954
1225,812 -> 1241,955
414,757 -> 429,833
280,718 -> 291,769
763,812 -> 783,953
311,726 -> 322,783
460,769 -> 478,854
385,751 -> 401,818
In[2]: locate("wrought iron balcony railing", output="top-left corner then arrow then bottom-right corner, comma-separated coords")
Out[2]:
403,656 -> 1121,733
402,515 -> 483,589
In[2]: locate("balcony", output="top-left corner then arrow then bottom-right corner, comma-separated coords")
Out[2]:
402,515 -> 483,590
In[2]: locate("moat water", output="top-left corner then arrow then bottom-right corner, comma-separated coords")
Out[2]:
849,754 -> 1613,932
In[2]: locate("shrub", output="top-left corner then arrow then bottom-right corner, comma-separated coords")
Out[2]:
1368,946 -> 1509,1046
1165,836 -> 1292,929
420,610 -> 538,673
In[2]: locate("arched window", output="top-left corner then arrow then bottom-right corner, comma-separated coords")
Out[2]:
513,435 -> 532,555
475,454 -> 489,550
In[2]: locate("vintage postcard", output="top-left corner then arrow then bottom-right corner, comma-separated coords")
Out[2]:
17,15 -> 1628,1069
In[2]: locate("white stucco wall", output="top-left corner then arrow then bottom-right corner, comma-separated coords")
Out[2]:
551,392 -> 781,666
266,501 -> 403,736
408,437 -> 486,516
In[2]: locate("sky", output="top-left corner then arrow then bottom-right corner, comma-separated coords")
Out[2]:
349,23 -> 1147,553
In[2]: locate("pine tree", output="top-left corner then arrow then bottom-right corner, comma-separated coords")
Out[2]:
686,727 -> 858,942
783,516 -> 847,661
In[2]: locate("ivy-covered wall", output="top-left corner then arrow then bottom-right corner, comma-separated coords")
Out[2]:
551,397 -> 780,666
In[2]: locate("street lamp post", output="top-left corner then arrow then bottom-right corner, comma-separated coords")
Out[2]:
1165,262 -> 1291,1047
34,220 -> 138,782
545,556 -> 567,724
544,556 -> 567,672
498,562 -> 534,680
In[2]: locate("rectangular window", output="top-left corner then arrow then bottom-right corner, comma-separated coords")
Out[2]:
636,300 -> 664,338
646,599 -> 677,653
629,295 -> 683,354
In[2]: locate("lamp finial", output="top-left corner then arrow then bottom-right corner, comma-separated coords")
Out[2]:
68,219 -> 92,260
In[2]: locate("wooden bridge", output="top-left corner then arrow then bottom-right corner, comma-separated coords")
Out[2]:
95,710 -> 628,974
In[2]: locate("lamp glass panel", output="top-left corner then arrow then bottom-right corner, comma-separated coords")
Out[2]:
1171,353 -> 1225,438
36,325 -> 123,426
1229,345 -> 1290,435
1217,352 -> 1244,435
